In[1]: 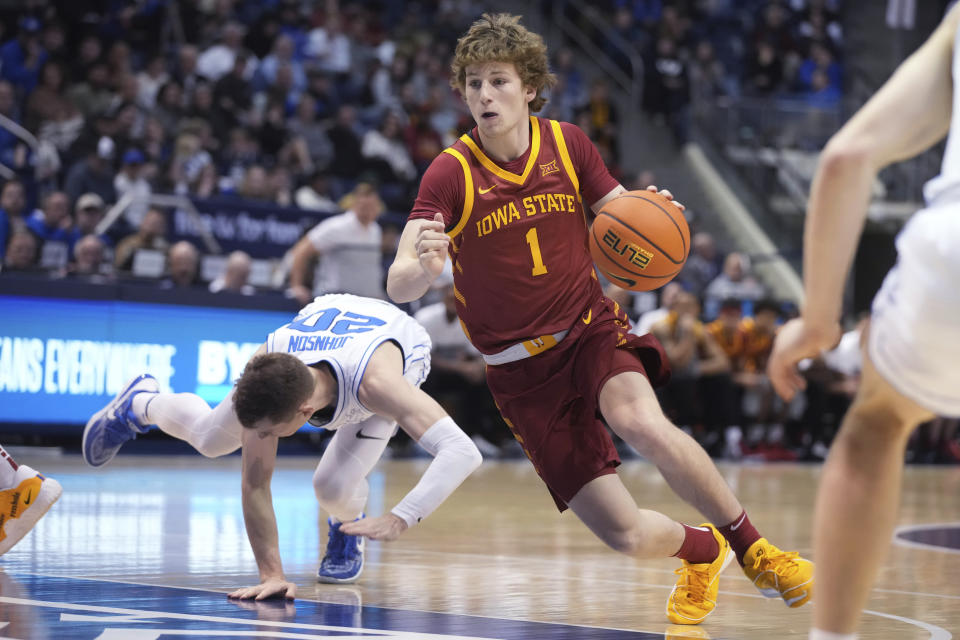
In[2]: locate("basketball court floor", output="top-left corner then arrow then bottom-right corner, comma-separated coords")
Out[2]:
1,453 -> 957,639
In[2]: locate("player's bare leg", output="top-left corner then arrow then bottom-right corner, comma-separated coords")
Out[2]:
567,474 -> 685,557
811,347 -> 932,636
599,371 -> 742,524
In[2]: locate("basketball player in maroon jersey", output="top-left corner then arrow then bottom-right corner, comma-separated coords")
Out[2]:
388,13 -> 812,625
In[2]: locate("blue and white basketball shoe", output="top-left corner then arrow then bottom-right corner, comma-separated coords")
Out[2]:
318,514 -> 366,583
82,374 -> 159,467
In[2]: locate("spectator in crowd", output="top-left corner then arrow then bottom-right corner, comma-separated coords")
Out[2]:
175,44 -> 203,105
25,191 -> 72,270
236,165 -> 271,201
2,229 -> 39,272
198,22 -> 254,82
326,104 -> 364,179
67,234 -> 110,280
632,281 -> 683,336
25,59 -> 83,153
64,136 -> 118,206
306,13 -> 352,78
209,250 -> 254,295
0,179 -> 27,261
0,17 -> 46,95
651,290 -> 732,451
68,62 -> 115,120
114,149 -> 152,227
114,207 -> 169,271
70,193 -> 110,257
137,54 -> 170,110
213,52 -> 253,134
288,95 -> 334,172
642,37 -> 690,143
688,40 -> 728,104
295,170 -> 339,213
678,231 -> 722,296
161,240 -> 201,289
361,111 -> 417,183
744,39 -> 785,96
258,34 -> 306,95
704,252 -> 767,318
71,35 -> 103,83
153,81 -> 185,138
268,166 -> 294,207
169,130 -> 215,198
796,41 -> 842,93
800,313 -> 865,460
287,181 -> 384,304
0,81 -> 24,169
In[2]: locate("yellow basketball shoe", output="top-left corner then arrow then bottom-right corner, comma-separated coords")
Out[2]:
0,465 -> 62,555
742,538 -> 813,607
666,524 -> 734,625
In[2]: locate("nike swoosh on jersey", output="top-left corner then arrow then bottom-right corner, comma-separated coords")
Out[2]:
478,185 -> 497,194
582,309 -> 593,325
356,429 -> 385,441
23,490 -> 32,505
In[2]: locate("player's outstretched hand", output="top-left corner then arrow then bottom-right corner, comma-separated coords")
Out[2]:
414,212 -> 450,281
767,317 -> 841,402
228,578 -> 297,601
644,184 -> 685,212
340,513 -> 409,541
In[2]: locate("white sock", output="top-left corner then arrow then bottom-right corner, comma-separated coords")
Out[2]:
131,391 -> 159,425
136,391 -> 243,458
0,445 -> 18,488
810,629 -> 857,640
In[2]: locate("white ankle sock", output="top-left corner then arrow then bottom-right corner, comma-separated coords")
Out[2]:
810,629 -> 857,640
131,391 -> 159,424
0,445 -> 19,489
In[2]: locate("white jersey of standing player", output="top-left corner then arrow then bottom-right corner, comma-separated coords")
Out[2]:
869,18 -> 960,417
267,294 -> 432,431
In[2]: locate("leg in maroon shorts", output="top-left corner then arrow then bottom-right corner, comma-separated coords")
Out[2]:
598,370 -> 744,526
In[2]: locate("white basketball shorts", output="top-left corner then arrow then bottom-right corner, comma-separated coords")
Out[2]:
869,204 -> 960,417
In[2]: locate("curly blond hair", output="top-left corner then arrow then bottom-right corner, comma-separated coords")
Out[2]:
450,13 -> 557,113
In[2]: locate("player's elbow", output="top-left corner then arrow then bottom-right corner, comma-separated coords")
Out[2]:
385,267 -> 407,303
464,440 -> 483,473
386,262 -> 421,303
821,132 -> 876,172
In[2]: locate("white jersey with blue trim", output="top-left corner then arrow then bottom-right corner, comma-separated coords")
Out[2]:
266,294 -> 432,431
924,16 -> 960,206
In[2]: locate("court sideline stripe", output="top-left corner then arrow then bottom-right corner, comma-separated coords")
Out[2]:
12,571 -> 954,639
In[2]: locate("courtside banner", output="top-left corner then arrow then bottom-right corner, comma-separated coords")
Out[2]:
0,294 -> 291,424
172,197 -> 324,258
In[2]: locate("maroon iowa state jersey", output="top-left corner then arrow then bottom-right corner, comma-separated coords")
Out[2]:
409,117 -> 619,354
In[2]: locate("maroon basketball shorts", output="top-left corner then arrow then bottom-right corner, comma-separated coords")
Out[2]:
485,296 -> 671,511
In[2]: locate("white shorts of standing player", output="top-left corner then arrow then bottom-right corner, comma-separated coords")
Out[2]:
869,203 -> 960,417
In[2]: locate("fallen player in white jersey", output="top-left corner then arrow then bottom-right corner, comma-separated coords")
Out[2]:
82,293 -> 482,600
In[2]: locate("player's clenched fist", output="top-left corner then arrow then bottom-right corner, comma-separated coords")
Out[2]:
414,212 -> 450,279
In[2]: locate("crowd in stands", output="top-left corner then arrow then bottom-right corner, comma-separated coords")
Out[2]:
560,0 -> 844,143
0,1 -> 955,463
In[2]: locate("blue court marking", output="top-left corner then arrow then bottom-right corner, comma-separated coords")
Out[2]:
0,573 -> 664,640
894,523 -> 960,555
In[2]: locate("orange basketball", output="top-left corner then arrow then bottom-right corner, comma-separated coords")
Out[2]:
589,190 -> 690,291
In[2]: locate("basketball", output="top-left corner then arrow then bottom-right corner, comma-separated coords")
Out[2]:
589,190 -> 691,291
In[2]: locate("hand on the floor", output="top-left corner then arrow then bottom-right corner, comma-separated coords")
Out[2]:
227,578 -> 297,600
340,513 -> 408,541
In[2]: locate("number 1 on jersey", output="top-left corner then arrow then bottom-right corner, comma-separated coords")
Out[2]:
525,227 -> 548,276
